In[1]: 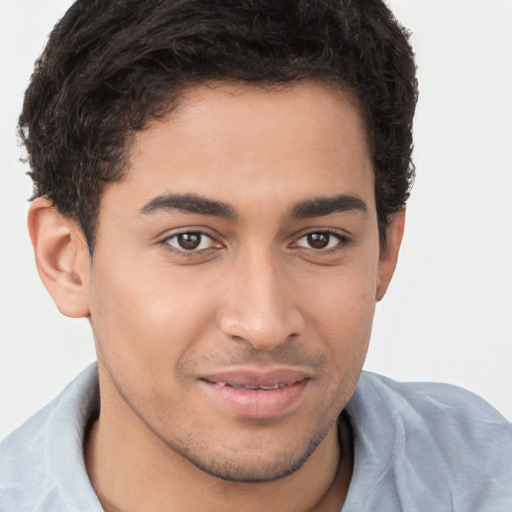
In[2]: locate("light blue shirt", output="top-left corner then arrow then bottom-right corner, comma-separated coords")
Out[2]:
1,364 -> 511,511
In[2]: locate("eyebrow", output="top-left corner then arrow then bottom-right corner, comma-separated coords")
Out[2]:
290,194 -> 368,219
139,193 -> 237,219
139,192 -> 367,220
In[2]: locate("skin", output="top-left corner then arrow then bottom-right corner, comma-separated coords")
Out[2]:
29,81 -> 404,512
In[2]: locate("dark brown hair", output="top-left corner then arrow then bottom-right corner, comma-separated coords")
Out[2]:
20,0 -> 418,252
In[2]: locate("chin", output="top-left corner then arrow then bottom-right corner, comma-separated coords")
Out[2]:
185,447 -> 313,483
167,418 -> 333,483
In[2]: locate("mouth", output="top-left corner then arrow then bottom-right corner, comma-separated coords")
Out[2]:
211,382 -> 290,390
199,369 -> 310,419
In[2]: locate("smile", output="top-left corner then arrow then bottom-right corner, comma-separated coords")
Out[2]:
200,369 -> 310,419
212,382 -> 289,390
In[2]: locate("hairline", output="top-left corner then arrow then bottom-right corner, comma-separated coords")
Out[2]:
82,78 -> 381,258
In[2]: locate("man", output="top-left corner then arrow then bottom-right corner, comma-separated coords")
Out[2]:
1,0 -> 511,511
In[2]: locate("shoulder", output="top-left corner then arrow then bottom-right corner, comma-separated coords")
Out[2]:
0,402 -> 54,510
344,372 -> 512,511
355,371 -> 512,439
356,370 -> 509,419
0,364 -> 101,511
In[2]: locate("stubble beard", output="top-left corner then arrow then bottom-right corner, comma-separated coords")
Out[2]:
167,418 -> 337,483
102,344 -> 349,484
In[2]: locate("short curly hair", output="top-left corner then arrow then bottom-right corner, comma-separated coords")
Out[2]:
20,0 -> 417,253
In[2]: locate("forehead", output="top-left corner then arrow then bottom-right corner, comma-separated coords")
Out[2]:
104,81 -> 374,216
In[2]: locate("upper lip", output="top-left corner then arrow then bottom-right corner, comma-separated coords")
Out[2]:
200,368 -> 311,388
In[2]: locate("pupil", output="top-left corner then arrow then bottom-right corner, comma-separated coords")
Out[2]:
308,233 -> 329,249
178,233 -> 201,250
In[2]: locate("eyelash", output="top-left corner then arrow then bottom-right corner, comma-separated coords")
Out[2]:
160,229 -> 351,256
161,231 -> 220,253
292,230 -> 351,253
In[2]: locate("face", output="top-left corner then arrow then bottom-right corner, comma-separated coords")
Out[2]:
84,82 -> 398,482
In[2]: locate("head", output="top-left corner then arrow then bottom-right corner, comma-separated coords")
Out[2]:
23,0 -> 417,486
20,0 -> 417,254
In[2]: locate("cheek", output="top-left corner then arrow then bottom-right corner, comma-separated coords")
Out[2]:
301,258 -> 378,366
87,257 -> 218,381
314,292 -> 374,363
308,282 -> 375,411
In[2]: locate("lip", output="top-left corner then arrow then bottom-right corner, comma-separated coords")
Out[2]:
199,369 -> 310,419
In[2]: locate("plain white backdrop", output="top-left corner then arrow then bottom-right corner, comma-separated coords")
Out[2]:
1,0 -> 511,440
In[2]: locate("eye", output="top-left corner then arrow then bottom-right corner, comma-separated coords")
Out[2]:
294,231 -> 346,251
164,231 -> 217,252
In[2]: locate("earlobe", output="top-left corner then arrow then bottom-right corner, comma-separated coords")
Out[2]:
28,198 -> 91,318
376,209 -> 406,301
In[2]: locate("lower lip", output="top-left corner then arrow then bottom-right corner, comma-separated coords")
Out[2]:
201,380 -> 308,419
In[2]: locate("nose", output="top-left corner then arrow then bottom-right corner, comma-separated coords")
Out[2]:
217,247 -> 305,351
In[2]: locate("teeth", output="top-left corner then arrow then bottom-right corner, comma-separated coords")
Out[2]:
209,380 -> 294,390
218,383 -> 285,390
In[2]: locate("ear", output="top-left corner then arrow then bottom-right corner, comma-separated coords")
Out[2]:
376,208 -> 406,301
28,197 -> 91,318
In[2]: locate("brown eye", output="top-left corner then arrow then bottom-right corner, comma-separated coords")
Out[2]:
177,233 -> 202,250
295,231 -> 344,251
307,233 -> 330,249
165,232 -> 216,252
